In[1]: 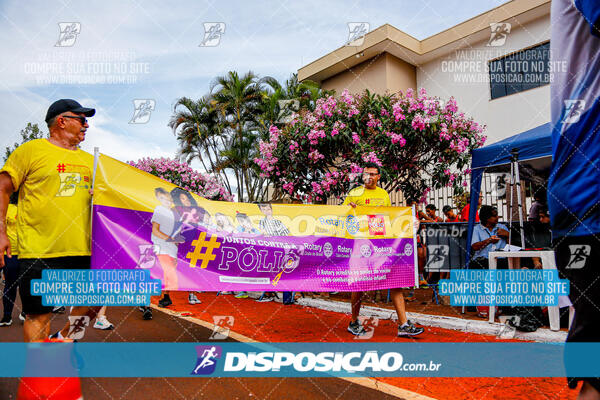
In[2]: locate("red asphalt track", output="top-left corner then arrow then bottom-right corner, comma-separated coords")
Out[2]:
155,291 -> 579,400
0,302 -> 403,400
0,291 -> 580,399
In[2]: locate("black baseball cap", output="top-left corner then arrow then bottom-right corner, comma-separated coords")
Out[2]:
442,205 -> 453,213
45,99 -> 96,122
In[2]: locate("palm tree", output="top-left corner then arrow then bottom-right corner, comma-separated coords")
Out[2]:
168,96 -> 232,194
261,73 -> 324,114
210,71 -> 264,202
170,71 -> 328,202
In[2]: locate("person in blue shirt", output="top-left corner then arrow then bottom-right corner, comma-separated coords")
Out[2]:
470,205 -> 509,263
470,205 -> 509,318
549,0 -> 600,395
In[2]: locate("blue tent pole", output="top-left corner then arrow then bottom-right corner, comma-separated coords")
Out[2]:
463,168 -> 483,315
466,169 -> 484,268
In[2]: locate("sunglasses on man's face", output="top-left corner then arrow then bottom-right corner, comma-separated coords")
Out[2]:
62,115 -> 88,125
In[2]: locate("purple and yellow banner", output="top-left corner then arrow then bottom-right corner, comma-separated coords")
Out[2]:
91,154 -> 417,291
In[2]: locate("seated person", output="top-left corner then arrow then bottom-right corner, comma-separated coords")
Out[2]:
531,207 -> 552,268
533,207 -> 551,245
527,191 -> 546,222
470,205 -> 509,318
470,205 -> 509,269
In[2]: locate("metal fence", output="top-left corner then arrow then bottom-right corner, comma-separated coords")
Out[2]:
328,173 -> 536,220
422,174 -> 535,220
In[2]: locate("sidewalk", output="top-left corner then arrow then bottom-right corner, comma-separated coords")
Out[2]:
289,289 -> 568,342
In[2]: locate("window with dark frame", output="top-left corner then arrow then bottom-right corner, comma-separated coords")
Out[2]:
489,42 -> 550,100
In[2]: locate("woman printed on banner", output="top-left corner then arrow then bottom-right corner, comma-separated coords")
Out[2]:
168,187 -> 204,306
170,187 -> 205,239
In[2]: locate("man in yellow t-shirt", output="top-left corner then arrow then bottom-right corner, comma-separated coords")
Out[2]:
0,98 -> 100,341
343,162 -> 424,337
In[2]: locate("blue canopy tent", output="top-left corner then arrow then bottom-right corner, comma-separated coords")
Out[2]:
465,122 -> 553,265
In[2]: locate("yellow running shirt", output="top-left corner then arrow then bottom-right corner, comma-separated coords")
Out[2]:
0,139 -> 93,258
342,186 -> 391,207
6,203 -> 18,256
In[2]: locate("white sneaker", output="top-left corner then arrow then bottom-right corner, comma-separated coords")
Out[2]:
188,292 -> 202,305
93,316 -> 114,330
255,297 -> 273,303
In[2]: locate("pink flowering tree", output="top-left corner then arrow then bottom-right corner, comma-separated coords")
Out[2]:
255,89 -> 486,203
128,157 -> 233,201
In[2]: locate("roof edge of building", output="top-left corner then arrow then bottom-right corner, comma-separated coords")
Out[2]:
298,0 -> 550,83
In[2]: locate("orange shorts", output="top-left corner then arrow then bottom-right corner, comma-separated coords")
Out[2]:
157,254 -> 178,290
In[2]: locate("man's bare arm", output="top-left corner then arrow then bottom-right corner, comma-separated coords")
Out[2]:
497,227 -> 509,239
0,172 -> 15,266
471,237 -> 495,252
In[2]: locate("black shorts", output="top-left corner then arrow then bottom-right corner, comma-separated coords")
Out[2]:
18,256 -> 91,315
554,234 -> 600,391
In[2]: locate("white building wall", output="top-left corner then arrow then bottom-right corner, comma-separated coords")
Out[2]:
417,15 -> 551,144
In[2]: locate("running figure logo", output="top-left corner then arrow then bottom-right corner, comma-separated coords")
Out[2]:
67,316 -> 90,340
566,245 -> 591,269
55,22 -> 81,47
491,173 -> 509,197
356,316 -> 379,340
562,100 -> 585,124
129,99 -> 155,124
346,22 -> 369,46
425,99 -> 445,123
209,316 -> 234,340
191,345 -> 222,375
137,244 -> 159,269
425,245 -> 449,270
487,22 -> 511,46
199,23 -> 225,47
186,232 -> 222,268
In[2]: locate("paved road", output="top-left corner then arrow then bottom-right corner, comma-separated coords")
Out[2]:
0,305 -> 410,399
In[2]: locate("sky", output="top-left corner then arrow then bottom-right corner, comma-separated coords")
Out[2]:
0,0 -> 508,166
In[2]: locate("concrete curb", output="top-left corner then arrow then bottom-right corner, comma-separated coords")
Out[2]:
292,297 -> 567,343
